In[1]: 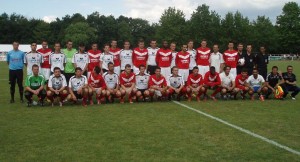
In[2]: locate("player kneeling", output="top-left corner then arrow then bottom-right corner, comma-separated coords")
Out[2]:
186,66 -> 205,102
217,66 -> 237,100
148,67 -> 168,101
246,68 -> 268,101
203,66 -> 221,101
120,64 -> 137,103
103,62 -> 121,103
68,67 -> 89,106
234,68 -> 250,99
167,66 -> 186,101
47,67 -> 68,107
88,66 -> 107,105
136,65 -> 151,102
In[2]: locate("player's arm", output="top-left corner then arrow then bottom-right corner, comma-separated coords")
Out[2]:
6,52 -> 10,65
72,55 -> 77,68
24,54 -> 27,67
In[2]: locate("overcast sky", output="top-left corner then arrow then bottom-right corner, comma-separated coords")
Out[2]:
1,0 -> 299,23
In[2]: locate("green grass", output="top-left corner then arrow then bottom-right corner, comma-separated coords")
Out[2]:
0,61 -> 299,161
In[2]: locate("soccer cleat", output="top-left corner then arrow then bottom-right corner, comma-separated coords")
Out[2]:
176,96 -> 181,101
251,96 -> 255,101
129,98 -> 133,104
291,97 -> 296,100
259,95 -> 265,101
89,100 -> 94,105
59,102 -> 63,107
82,100 -> 87,107
188,97 -> 192,102
97,99 -> 101,105
10,99 -> 15,103
120,98 -> 125,104
210,96 -> 217,101
196,96 -> 201,102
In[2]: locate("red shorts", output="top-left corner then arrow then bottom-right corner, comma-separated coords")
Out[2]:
236,85 -> 247,91
168,87 -> 187,95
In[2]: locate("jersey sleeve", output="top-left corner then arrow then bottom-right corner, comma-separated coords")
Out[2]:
25,76 -> 30,87
72,54 -> 75,63
68,78 -> 72,88
148,76 -> 154,87
40,75 -> 45,86
260,75 -> 265,83
220,54 -> 225,63
64,55 -> 67,63
186,75 -> 191,86
40,53 -> 44,63
166,76 -> 171,86
119,74 -> 125,85
6,52 -> 10,62
100,76 -> 107,89
48,76 -> 53,88
24,53 -> 27,63
84,76 -> 88,84
62,75 -> 67,87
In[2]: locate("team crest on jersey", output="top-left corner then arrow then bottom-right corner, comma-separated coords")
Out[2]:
191,78 -> 201,83
152,78 -> 164,85
209,76 -> 217,82
238,79 -> 245,85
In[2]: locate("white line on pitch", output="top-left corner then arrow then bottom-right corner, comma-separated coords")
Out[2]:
172,101 -> 300,156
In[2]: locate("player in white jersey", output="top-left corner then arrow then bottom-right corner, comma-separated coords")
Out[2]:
167,66 -> 186,101
187,40 -> 196,74
103,62 -> 121,102
24,42 -> 43,76
72,43 -> 89,76
246,68 -> 268,101
217,66 -> 237,99
170,42 -> 177,67
47,67 -> 68,106
100,44 -> 114,74
147,40 -> 159,75
49,42 -> 66,73
209,44 -> 224,73
120,40 -> 133,72
68,67 -> 89,106
135,65 -> 151,101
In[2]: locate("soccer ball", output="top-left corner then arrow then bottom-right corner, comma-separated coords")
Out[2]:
238,58 -> 245,66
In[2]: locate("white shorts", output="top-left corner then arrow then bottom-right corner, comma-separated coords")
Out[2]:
178,69 -> 189,81
114,66 -> 120,76
230,68 -> 237,78
133,66 -> 140,74
41,68 -> 51,80
161,67 -> 171,78
198,65 -> 209,77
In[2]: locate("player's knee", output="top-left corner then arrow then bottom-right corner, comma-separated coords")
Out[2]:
116,91 -> 121,97
101,90 -> 106,95
47,91 -> 52,96
245,87 -> 249,91
221,89 -> 227,94
62,90 -> 68,95
144,90 -> 150,96
136,91 -> 142,97
132,88 -> 137,93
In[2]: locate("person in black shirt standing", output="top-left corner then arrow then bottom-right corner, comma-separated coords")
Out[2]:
255,46 -> 269,79
236,43 -> 246,74
244,44 -> 256,75
281,65 -> 300,100
265,66 -> 284,99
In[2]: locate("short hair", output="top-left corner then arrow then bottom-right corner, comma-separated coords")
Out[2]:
155,67 -> 161,71
66,40 -> 72,44
32,64 -> 39,70
124,40 -> 130,44
210,66 -> 215,71
78,42 -> 85,47
223,65 -> 231,71
238,43 -> 243,46
138,39 -> 144,43
139,64 -> 146,69
13,41 -> 19,44
75,67 -> 82,71
287,65 -> 293,69
170,42 -> 176,45
272,66 -> 278,70
31,41 -> 37,45
53,67 -> 61,72
201,39 -> 207,42
171,66 -> 178,72
150,39 -> 156,42
104,43 -> 110,48
107,62 -> 114,67
94,66 -> 101,74
54,42 -> 60,46
91,42 -> 98,46
111,39 -> 117,43
187,39 -> 193,43
125,64 -> 131,69
193,66 -> 199,70
241,68 -> 248,73
228,41 -> 234,44
253,68 -> 258,72
41,40 -> 48,43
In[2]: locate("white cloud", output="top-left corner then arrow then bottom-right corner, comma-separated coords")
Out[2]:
43,15 -> 56,23
123,0 -> 296,23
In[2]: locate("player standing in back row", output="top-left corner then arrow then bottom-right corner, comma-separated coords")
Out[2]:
132,39 -> 148,74
223,41 -> 239,78
110,39 -> 121,75
87,43 -> 101,79
37,40 -> 52,82
156,40 -> 172,77
63,40 -> 77,83
187,40 -> 197,74
120,40 -> 133,72
72,43 -> 89,76
196,39 -> 211,77
24,42 -> 43,76
147,39 -> 159,75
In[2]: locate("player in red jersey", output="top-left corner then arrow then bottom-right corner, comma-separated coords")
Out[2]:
196,39 -> 211,77
167,66 -> 186,101
203,66 -> 221,101
186,66 -> 205,102
155,40 -> 172,78
148,67 -> 168,101
223,41 -> 239,78
132,39 -> 148,74
88,66 -> 107,105
119,64 -> 137,103
234,68 -> 250,99
37,40 -> 52,82
87,43 -> 101,79
110,39 -> 121,75
176,44 -> 190,82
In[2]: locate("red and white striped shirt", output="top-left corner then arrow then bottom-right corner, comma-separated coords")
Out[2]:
149,74 -> 167,88
223,50 -> 239,68
37,48 -> 52,68
155,48 -> 172,67
110,48 -> 121,67
120,71 -> 135,87
176,51 -> 190,69
132,48 -> 148,67
87,49 -> 101,72
196,47 -> 211,66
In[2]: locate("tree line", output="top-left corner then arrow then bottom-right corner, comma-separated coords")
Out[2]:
1,2 -> 299,54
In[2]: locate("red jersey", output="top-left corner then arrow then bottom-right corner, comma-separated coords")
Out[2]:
155,48 -> 172,67
87,49 -> 101,72
110,48 -> 121,67
132,48 -> 148,67
196,47 -> 211,66
88,72 -> 106,89
176,51 -> 190,69
37,48 -> 52,68
149,74 -> 167,88
235,74 -> 249,87
187,73 -> 204,87
223,50 -> 238,68
120,71 -> 135,87
204,71 -> 221,87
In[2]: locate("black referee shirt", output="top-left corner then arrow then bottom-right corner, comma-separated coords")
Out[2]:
266,72 -> 282,87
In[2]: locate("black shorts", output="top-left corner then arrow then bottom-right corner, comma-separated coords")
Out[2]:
9,69 -> 23,84
138,89 -> 147,94
73,91 -> 83,99
102,69 -> 108,73
64,73 -> 74,83
147,65 -> 157,75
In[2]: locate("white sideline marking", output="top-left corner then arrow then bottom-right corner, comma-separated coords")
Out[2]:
172,101 -> 300,156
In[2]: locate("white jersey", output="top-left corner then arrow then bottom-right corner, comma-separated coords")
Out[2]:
219,72 -> 235,88
100,53 -> 114,70
103,72 -> 119,89
68,75 -> 88,91
24,51 -> 43,75
136,73 -> 150,90
120,49 -> 133,70
147,47 -> 159,66
49,52 -> 66,72
167,75 -> 185,88
171,51 -> 177,67
188,49 -> 197,70
246,75 -> 265,87
48,74 -> 67,90
209,52 -> 224,73
72,52 -> 89,71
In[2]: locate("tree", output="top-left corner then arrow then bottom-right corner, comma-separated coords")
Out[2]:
276,2 -> 300,53
33,21 -> 51,43
64,22 -> 97,47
